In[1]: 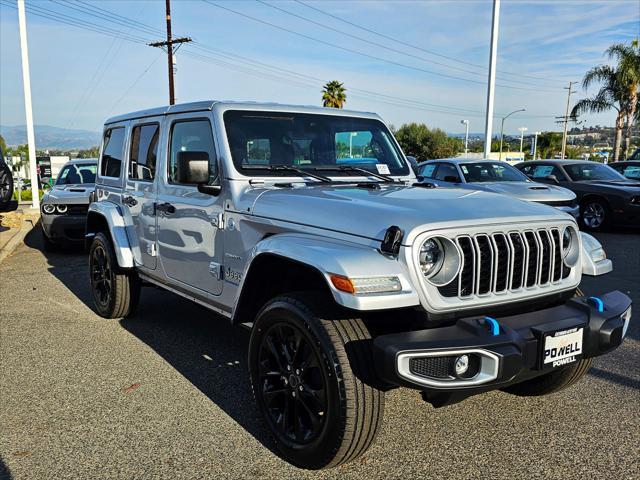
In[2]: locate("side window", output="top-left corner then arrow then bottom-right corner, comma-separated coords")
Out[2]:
100,127 -> 125,178
532,165 -> 563,179
419,164 -> 437,178
168,119 -> 217,185
434,163 -> 460,182
622,165 -> 640,179
129,123 -> 159,181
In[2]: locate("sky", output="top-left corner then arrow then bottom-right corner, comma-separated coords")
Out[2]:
1,0 -> 639,139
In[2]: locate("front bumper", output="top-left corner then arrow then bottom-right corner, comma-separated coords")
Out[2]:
373,290 -> 631,395
42,214 -> 87,243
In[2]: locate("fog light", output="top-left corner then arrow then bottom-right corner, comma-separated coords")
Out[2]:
454,355 -> 469,377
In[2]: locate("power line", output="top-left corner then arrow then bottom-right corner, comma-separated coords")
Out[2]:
202,0 -> 559,93
256,0 -> 559,89
0,1 -> 557,121
294,0 -> 570,84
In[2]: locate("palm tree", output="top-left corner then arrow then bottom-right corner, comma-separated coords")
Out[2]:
571,65 -> 627,161
606,40 -> 639,159
322,81 -> 346,109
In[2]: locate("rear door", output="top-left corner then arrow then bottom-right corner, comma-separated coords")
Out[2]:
156,114 -> 224,295
124,118 -> 162,270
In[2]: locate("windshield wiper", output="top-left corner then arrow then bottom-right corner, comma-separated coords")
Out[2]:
314,165 -> 400,183
242,164 -> 331,183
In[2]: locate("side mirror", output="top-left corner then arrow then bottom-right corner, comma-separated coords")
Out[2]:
416,175 -> 425,182
444,175 -> 460,183
176,151 -> 221,196
546,175 -> 559,184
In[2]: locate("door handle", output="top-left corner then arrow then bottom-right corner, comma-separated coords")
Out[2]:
156,202 -> 176,214
122,195 -> 138,207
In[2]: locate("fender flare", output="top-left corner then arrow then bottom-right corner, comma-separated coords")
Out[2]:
233,233 -> 420,316
86,202 -> 135,269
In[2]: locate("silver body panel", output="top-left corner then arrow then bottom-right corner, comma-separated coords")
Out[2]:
88,101 -> 593,321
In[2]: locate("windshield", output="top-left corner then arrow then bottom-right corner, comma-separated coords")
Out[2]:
224,110 -> 409,177
459,162 -> 528,183
56,163 -> 97,185
563,163 -> 625,181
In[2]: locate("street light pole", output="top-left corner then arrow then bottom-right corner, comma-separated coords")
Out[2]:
518,127 -> 528,156
483,0 -> 500,158
499,109 -> 525,161
17,0 -> 40,209
461,119 -> 470,154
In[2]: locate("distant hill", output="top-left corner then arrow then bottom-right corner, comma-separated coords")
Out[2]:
0,125 -> 100,150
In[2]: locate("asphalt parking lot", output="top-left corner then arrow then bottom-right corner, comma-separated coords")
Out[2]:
0,227 -> 638,480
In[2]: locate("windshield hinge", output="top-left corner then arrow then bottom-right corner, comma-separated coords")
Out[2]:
210,212 -> 225,229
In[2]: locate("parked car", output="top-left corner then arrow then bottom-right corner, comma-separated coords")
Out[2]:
608,161 -> 640,181
0,147 -> 13,209
87,101 -> 631,470
515,160 -> 640,231
416,158 -> 579,218
41,159 -> 97,249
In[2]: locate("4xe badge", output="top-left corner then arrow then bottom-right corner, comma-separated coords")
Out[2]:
543,327 -> 584,368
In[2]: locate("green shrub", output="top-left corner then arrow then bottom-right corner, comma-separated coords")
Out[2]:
12,189 -> 45,201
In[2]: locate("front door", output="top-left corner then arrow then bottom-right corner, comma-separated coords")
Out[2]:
123,118 -> 162,270
156,115 -> 224,296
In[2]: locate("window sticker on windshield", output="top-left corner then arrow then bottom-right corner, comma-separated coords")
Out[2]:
461,166 -> 469,174
376,164 -> 390,174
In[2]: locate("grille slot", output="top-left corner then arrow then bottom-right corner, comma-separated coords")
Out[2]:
438,227 -> 570,298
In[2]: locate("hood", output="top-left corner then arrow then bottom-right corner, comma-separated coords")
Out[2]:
471,181 -> 575,202
43,184 -> 94,204
249,183 -> 569,243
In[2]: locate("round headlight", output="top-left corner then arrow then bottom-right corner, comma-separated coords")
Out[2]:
562,226 -> 579,268
42,203 -> 56,214
419,238 -> 443,277
418,236 -> 462,286
562,227 -> 573,258
56,204 -> 68,213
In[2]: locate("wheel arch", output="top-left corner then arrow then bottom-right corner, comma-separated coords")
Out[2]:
86,202 -> 134,268
230,233 -> 419,325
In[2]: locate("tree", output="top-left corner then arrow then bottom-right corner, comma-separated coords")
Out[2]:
394,123 -> 462,161
570,65 -> 626,161
0,135 -> 7,154
606,40 -> 640,159
77,146 -> 100,158
322,80 -> 346,109
536,132 -> 563,159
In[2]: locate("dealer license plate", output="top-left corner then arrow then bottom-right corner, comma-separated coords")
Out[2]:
542,327 -> 583,368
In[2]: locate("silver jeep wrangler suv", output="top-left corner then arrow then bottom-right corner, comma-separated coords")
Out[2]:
87,101 -> 632,470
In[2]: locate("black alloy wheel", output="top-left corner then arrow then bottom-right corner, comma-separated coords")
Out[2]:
91,243 -> 113,309
258,322 -> 328,446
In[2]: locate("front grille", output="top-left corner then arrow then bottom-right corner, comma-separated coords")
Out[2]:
438,227 -> 570,298
66,204 -> 89,215
409,356 -> 455,379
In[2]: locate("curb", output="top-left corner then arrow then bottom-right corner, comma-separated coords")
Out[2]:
0,215 -> 39,264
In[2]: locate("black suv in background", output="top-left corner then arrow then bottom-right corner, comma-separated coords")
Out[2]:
0,148 -> 14,209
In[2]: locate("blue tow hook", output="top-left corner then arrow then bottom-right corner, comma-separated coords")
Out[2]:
484,316 -> 500,336
587,296 -> 604,313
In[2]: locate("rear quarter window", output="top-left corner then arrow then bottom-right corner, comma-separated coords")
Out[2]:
100,127 -> 125,178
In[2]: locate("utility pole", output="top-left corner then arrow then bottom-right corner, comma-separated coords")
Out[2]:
17,0 -> 40,209
149,0 -> 191,105
483,0 -> 500,158
560,81 -> 577,160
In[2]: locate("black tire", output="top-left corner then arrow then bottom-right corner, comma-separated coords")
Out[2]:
504,286 -> 592,396
0,162 -> 13,208
581,198 -> 610,231
89,232 -> 140,319
248,293 -> 384,470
